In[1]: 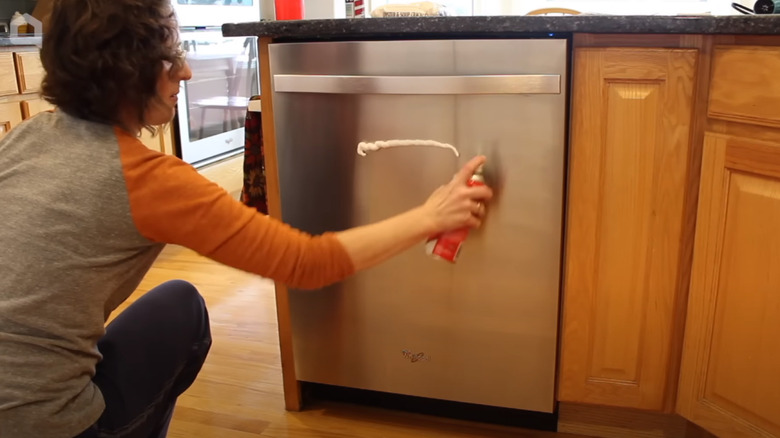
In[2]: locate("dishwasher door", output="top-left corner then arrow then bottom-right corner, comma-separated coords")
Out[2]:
269,39 -> 567,413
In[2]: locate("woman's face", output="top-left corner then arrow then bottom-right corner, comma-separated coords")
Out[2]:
143,58 -> 192,126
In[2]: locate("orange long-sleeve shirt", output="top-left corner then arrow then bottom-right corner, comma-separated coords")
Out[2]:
117,126 -> 355,289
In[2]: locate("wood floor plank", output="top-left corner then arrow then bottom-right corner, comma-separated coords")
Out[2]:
170,406 -> 271,435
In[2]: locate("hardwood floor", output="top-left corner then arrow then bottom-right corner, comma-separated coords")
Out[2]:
113,156 -> 584,437
117,246 -> 582,438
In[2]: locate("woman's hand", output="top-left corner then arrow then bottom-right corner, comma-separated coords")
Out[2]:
334,155 -> 494,272
421,155 -> 494,235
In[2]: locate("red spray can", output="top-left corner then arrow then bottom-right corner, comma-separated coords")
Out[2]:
425,166 -> 486,263
275,0 -> 304,20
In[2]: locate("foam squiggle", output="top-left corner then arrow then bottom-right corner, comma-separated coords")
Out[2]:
357,139 -> 460,157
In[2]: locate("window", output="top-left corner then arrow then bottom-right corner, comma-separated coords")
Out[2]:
367,0 -> 473,16
368,0 -> 734,16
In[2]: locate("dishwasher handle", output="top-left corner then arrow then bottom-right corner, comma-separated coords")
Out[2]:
272,74 -> 561,95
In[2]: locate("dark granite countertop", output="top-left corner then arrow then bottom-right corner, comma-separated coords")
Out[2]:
223,15 -> 780,41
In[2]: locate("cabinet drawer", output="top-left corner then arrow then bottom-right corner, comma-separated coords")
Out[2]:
708,46 -> 780,128
0,101 -> 23,139
14,51 -> 45,94
21,98 -> 55,119
0,53 -> 20,96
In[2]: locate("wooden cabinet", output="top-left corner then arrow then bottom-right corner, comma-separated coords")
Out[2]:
0,52 -> 20,96
139,128 -> 165,154
675,44 -> 780,437
0,101 -> 23,139
1,47 -> 48,137
676,133 -> 780,438
21,98 -> 54,119
675,44 -> 780,438
139,126 -> 175,155
707,46 -> 780,129
556,38 -> 780,438
558,47 -> 699,411
14,51 -> 45,94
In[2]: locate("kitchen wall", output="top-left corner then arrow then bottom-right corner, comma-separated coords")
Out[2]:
304,0 -> 347,18
0,0 -> 36,24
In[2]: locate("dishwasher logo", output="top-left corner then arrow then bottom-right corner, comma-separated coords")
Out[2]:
401,349 -> 430,363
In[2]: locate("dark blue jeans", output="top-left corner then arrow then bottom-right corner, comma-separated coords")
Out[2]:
74,280 -> 212,438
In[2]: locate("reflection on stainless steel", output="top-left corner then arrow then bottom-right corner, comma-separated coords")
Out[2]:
269,39 -> 568,414
273,74 -> 561,95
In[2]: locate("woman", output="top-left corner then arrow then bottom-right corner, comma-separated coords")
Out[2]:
0,0 -> 492,437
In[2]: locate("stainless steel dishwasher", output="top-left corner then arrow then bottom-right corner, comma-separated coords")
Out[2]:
268,38 -> 567,414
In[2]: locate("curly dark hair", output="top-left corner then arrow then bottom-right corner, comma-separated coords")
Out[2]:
40,0 -> 183,132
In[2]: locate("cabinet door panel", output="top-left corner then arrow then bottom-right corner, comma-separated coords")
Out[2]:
139,128 -> 164,153
14,51 -> 45,94
0,101 -> 23,139
21,98 -> 54,119
0,52 -> 19,96
708,46 -> 780,129
558,47 -> 698,411
677,133 -> 780,438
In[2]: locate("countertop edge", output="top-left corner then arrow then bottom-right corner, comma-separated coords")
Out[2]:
0,35 -> 43,47
222,15 -> 780,40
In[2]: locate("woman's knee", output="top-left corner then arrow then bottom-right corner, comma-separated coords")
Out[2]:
157,279 -> 201,304
151,281 -> 212,397
151,280 -> 211,345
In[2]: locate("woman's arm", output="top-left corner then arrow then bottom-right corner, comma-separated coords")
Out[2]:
118,128 -> 491,288
335,155 -> 492,271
